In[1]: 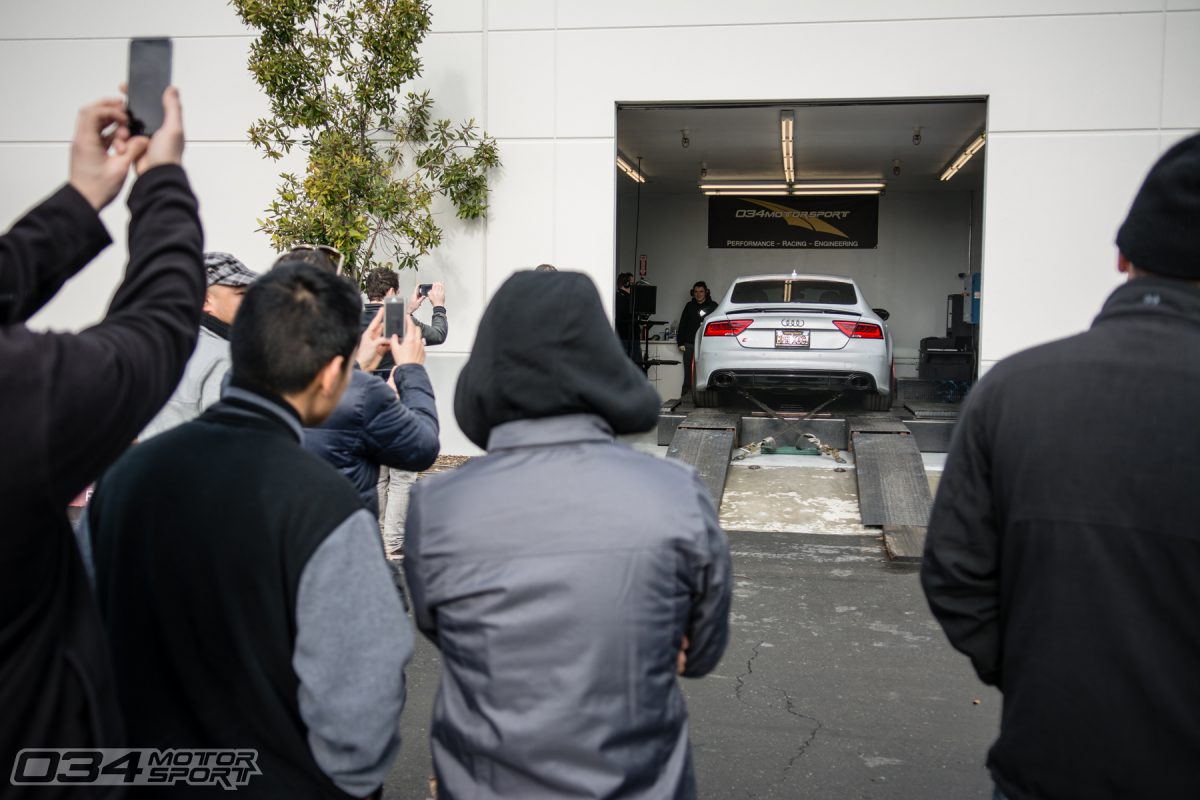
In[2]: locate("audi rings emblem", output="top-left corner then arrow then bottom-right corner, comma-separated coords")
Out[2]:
781,319 -> 805,327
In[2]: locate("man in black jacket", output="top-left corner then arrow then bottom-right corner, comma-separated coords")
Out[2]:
0,89 -> 201,794
922,133 -> 1200,800
83,262 -> 413,798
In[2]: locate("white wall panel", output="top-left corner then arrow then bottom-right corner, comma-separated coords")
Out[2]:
554,14 -> 1163,140
174,36 -> 270,143
552,140 -> 617,309
1,0 -> 246,39
486,31 -> 556,138
0,40 -> 128,142
1168,0 -> 1200,10
428,0 -> 483,33
483,141 -> 556,294
1163,12 -> 1200,129
490,0 -> 557,31
978,132 -> 1161,366
414,32 -> 486,127
421,352 -> 479,455
556,1 -> 1162,30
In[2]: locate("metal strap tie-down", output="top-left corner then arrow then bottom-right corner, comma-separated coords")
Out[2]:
731,389 -> 846,464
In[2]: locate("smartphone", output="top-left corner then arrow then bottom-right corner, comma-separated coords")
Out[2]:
127,38 -> 172,137
383,297 -> 406,341
418,283 -> 433,297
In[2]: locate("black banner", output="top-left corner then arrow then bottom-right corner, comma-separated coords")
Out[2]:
708,195 -> 879,249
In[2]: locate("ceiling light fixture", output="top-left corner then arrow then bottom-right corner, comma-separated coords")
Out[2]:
699,179 -> 885,196
780,110 -> 795,183
940,131 -> 987,182
616,155 -> 645,184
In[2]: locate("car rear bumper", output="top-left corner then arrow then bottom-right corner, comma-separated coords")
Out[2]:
702,368 -> 884,393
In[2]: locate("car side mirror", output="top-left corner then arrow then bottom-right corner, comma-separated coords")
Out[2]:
873,308 -> 890,321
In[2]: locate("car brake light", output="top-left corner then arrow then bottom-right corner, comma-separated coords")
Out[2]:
704,319 -> 753,336
833,320 -> 883,339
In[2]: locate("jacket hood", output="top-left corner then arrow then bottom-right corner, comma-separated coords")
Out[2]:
455,271 -> 661,449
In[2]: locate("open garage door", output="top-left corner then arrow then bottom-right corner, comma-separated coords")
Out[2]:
614,98 -> 987,412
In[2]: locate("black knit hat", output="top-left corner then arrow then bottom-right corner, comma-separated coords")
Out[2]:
1115,133 -> 1200,279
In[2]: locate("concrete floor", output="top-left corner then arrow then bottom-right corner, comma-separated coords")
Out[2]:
620,429 -> 945,536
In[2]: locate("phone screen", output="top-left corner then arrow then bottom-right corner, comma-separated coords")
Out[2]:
384,297 -> 406,341
128,38 -> 172,137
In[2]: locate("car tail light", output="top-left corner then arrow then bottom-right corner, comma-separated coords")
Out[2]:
833,320 -> 884,339
704,319 -> 752,336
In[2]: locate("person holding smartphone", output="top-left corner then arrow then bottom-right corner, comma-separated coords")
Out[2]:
1,86 -> 201,790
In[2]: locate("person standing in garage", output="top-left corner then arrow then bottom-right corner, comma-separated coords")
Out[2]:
677,280 -> 718,395
921,133 -> 1200,800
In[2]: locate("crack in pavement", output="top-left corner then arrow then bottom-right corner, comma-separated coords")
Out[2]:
733,641 -> 765,705
780,688 -> 823,772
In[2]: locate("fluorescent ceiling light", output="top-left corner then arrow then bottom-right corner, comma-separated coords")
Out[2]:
940,132 -> 987,181
780,110 -> 795,183
791,181 -> 886,190
704,189 -> 790,196
700,179 -> 885,196
616,155 -> 645,183
699,182 -> 789,191
789,189 -> 880,196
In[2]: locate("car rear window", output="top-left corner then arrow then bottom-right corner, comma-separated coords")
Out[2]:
730,280 -> 857,305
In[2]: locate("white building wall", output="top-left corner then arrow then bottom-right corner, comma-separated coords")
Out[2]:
3,1 -> 1197,454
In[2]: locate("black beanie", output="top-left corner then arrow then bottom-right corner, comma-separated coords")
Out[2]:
1115,133 -> 1200,280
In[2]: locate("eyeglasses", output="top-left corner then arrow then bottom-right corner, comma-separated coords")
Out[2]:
288,244 -> 346,274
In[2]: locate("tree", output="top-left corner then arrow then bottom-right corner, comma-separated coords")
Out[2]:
232,0 -> 500,286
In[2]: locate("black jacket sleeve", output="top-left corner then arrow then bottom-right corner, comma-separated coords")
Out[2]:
38,165 -> 204,504
0,184 -> 112,324
920,383 -> 1003,686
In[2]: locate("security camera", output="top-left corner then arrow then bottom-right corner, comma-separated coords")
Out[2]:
681,129 -> 690,149
912,126 -> 922,146
699,162 -> 708,179
892,159 -> 901,177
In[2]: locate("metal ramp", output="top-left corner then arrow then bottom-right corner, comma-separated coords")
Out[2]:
850,418 -> 933,563
666,410 -> 740,508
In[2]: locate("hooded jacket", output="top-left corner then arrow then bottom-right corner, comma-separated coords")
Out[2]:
405,271 -> 732,800
922,277 -> 1200,799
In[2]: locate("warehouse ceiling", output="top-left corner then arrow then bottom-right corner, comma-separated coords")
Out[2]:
616,98 -> 987,195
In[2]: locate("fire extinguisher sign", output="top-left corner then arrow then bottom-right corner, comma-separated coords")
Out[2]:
638,254 -> 647,277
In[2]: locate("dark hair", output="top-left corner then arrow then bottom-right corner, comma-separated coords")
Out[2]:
231,263 -> 361,395
534,263 -> 558,272
273,248 -> 341,275
617,272 -> 634,289
692,281 -> 708,293
364,266 -> 399,301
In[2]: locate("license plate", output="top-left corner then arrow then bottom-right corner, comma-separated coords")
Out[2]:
775,329 -> 810,348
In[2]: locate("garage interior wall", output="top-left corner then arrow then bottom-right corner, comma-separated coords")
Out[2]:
618,190 -> 975,377
3,1 -> 1197,455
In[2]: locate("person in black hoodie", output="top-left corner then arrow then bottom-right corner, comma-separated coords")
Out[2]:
922,133 -> 1200,800
0,88 -> 202,794
404,270 -> 732,799
676,280 -> 718,394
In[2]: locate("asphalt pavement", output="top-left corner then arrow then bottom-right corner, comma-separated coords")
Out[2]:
384,531 -> 1000,799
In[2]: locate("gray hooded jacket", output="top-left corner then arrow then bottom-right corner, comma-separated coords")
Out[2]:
404,271 -> 732,799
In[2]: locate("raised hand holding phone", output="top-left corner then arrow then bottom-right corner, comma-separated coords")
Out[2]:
390,313 -> 425,367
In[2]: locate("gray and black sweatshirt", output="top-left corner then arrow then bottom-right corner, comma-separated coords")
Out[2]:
82,385 -> 413,798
